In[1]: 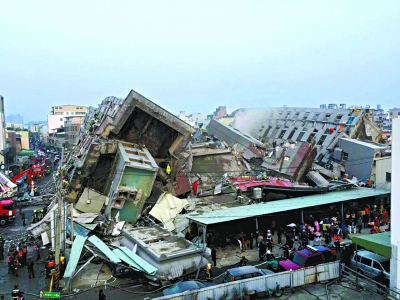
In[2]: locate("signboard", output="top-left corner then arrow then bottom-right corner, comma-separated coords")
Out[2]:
42,291 -> 60,298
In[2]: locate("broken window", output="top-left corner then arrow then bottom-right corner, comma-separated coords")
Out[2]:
279,130 -> 286,139
296,132 -> 305,142
317,135 -> 327,145
343,152 -> 349,161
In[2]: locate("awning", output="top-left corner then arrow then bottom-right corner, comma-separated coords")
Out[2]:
75,188 -> 107,213
352,232 -> 391,259
64,235 -> 88,278
87,235 -> 121,263
113,246 -> 158,275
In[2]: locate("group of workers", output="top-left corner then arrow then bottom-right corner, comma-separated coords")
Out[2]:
45,252 -> 66,279
6,244 -> 29,277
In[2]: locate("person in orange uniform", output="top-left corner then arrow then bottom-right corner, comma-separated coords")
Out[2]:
333,234 -> 342,253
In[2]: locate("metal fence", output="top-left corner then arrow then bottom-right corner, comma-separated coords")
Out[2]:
154,261 -> 340,300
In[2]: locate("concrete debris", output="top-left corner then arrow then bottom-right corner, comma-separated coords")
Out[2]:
49,93 -> 389,290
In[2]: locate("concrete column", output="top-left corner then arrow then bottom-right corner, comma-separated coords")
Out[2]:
390,119 -> 400,289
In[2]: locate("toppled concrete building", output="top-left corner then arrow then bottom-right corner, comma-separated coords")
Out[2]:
120,225 -> 208,285
233,107 -> 381,166
65,91 -> 195,224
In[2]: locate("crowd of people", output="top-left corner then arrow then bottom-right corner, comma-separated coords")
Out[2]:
231,203 -> 390,261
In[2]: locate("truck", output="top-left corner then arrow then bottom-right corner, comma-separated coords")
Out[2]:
0,198 -> 16,226
12,165 -> 44,184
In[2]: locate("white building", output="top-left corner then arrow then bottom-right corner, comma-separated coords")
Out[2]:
370,156 -> 391,190
47,105 -> 88,133
0,96 -> 6,164
391,118 -> 400,289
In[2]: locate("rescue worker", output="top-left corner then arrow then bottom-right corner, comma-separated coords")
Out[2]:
34,244 -> 41,261
13,257 -> 19,276
22,245 -> 27,266
266,250 -> 275,261
17,249 -> 24,267
333,234 -> 342,253
7,255 -> 13,274
11,285 -> 23,300
60,253 -> 66,277
46,259 -> 55,279
205,263 -> 212,282
21,210 -> 26,226
27,257 -> 35,279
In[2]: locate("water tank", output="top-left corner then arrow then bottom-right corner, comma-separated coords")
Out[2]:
253,188 -> 262,199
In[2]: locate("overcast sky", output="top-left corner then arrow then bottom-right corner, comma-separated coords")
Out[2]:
1,1 -> 399,122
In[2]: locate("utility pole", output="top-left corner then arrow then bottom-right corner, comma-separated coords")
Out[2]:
53,147 -> 64,290
70,203 -> 74,242
279,147 -> 286,172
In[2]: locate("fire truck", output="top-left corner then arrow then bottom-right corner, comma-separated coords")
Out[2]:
0,172 -> 18,226
12,164 -> 44,184
0,198 -> 16,226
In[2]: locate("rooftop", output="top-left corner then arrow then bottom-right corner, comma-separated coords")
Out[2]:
123,225 -> 195,257
187,188 -> 389,226
340,138 -> 388,149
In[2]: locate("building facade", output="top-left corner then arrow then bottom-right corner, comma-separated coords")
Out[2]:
64,116 -> 85,149
336,138 -> 389,182
48,105 -> 88,133
233,106 -> 382,166
0,96 -> 6,165
370,156 -> 391,190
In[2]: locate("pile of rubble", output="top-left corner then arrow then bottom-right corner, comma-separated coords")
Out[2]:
25,90 -> 389,290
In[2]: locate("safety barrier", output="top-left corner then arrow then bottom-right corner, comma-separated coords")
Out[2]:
154,261 -> 340,300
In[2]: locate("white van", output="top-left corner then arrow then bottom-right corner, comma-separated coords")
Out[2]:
350,250 -> 390,283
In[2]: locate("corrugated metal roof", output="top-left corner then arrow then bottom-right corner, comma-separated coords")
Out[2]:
112,247 -> 158,275
187,188 -> 389,226
352,232 -> 391,258
87,236 -> 121,263
118,246 -> 158,275
64,235 -> 87,278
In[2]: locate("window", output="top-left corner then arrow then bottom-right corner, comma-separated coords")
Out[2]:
66,112 -> 69,115
296,132 -> 305,142
386,172 -> 391,182
343,152 -> 349,161
373,261 -> 383,271
60,118 -> 63,121
279,130 -> 286,139
317,135 -> 327,145
305,254 -> 323,267
360,257 -> 372,266
76,107 -> 80,109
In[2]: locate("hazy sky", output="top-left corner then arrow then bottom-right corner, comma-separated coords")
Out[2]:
1,1 -> 399,122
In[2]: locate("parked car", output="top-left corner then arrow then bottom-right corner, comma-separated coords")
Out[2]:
223,266 -> 274,283
279,245 -> 336,271
350,250 -> 390,283
163,281 -> 215,296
